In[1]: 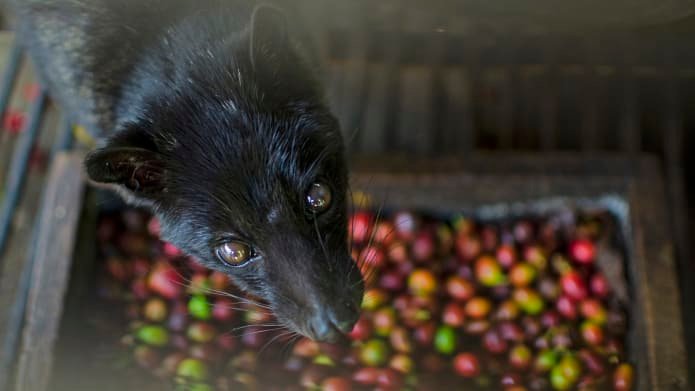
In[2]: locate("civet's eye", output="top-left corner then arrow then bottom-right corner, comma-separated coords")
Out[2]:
216,241 -> 254,266
306,182 -> 332,214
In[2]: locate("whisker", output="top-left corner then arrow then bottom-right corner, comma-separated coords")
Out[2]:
313,214 -> 331,272
259,330 -> 295,356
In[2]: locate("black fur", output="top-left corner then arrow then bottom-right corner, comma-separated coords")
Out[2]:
12,0 -> 363,341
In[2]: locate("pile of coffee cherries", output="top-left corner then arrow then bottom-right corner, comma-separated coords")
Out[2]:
97,206 -> 635,391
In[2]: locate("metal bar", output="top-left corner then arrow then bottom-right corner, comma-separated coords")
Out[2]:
0,89 -> 47,255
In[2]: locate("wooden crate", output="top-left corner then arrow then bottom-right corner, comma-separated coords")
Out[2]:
6,154 -> 681,391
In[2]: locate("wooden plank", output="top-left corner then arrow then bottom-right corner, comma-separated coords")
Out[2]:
539,36 -> 558,150
661,43 -> 693,380
618,34 -> 640,154
580,38 -> 600,151
359,63 -> 389,154
440,67 -> 474,154
398,66 -> 434,155
14,152 -> 85,391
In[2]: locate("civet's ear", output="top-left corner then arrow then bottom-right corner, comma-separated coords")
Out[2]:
249,4 -> 289,71
85,146 -> 167,205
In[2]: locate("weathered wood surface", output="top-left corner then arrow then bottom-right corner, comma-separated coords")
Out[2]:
14,152 -> 85,391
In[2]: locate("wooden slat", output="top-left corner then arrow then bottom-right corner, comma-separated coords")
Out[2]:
440,67 -> 474,154
14,152 -> 85,391
661,38 -> 693,380
580,39 -> 600,151
539,36 -> 558,150
618,34 -> 640,154
398,66 -> 434,155
360,63 -> 390,154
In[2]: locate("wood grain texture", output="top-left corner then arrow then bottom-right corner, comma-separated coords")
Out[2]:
14,152 -> 85,391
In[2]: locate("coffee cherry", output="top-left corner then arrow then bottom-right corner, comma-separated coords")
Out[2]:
362,288 -> 388,311
509,262 -> 537,287
321,377 -> 352,391
453,353 -> 480,378
176,358 -> 209,381
373,221 -> 396,246
465,319 -> 491,335
188,295 -> 212,320
389,327 -> 412,353
475,255 -> 507,287
352,367 -> 380,385
556,295 -> 578,320
550,365 -> 573,390
590,273 -> 610,298
143,298 -> 168,322
496,244 -> 518,269
483,329 -> 508,354
561,271 -> 588,301
412,231 -> 436,262
187,322 -> 217,344
393,211 -> 418,240
509,344 -> 532,370
445,276 -> 476,301
514,221 -> 534,244
373,308 -> 397,336
569,239 -> 596,265
360,339 -> 390,367
387,241 -> 409,264
360,246 -> 386,269
434,326 -> 458,355
455,234 -> 482,262
501,373 -> 523,388
513,288 -> 545,315
136,325 -> 169,347
465,297 -> 492,319
495,300 -> 521,321
580,321 -> 604,346
534,349 -> 558,373
349,212 -> 373,244
211,298 -> 235,322
348,316 -> 372,341
379,270 -> 405,292
613,363 -> 634,391
579,299 -> 607,325
442,302 -> 466,327
389,353 -> 414,374
293,338 -> 320,358
498,322 -> 525,343
524,245 -> 547,271
147,262 -> 184,299
408,269 -> 438,297
559,354 -> 582,383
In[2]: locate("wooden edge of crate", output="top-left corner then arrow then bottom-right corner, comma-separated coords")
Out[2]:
13,151 -> 85,391
349,153 -> 687,390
